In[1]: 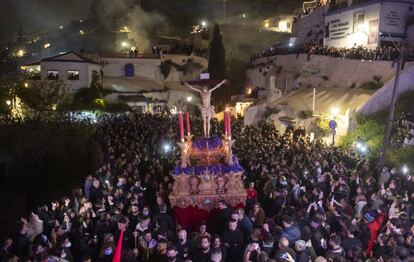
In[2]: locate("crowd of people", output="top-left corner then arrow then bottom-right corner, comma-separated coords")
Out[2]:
395,112 -> 414,147
250,44 -> 410,65
2,113 -> 414,262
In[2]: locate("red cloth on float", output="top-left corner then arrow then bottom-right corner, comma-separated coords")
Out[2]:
174,203 -> 244,231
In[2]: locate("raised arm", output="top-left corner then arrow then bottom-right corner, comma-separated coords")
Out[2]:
210,79 -> 227,92
182,82 -> 202,93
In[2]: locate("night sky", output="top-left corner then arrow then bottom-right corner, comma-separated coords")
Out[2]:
0,0 -> 92,44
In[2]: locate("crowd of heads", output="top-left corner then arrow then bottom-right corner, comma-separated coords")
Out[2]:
2,113 -> 414,262
250,43 -> 411,65
395,112 -> 414,147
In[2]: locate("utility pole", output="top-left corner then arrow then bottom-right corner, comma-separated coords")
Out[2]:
379,45 -> 404,170
312,87 -> 316,114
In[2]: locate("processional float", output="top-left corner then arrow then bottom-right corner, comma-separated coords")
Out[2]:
169,77 -> 246,229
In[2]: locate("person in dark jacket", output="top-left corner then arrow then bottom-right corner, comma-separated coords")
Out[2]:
281,215 -> 301,245
153,204 -> 174,233
11,221 -> 30,259
221,219 -> 243,261
215,200 -> 233,234
341,223 -> 362,254
89,179 -> 103,206
175,229 -> 192,261
0,237 -> 13,262
294,240 -> 314,262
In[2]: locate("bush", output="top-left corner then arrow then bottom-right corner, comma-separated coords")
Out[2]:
349,83 -> 356,89
359,81 -> 382,90
276,66 -> 283,74
74,87 -> 101,104
340,116 -> 385,157
159,60 -> 174,78
104,102 -> 131,112
387,147 -> 414,167
159,59 -> 203,78
263,106 -> 280,118
299,110 -> 313,119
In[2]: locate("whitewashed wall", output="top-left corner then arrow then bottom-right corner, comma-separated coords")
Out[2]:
40,61 -> 100,92
248,54 -> 397,92
357,62 -> 414,115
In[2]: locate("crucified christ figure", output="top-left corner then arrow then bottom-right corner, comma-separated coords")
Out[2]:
183,79 -> 227,138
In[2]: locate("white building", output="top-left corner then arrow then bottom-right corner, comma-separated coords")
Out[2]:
324,0 -> 414,49
262,15 -> 295,33
31,52 -> 102,93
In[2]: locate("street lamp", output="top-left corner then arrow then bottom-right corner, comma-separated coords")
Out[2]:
163,143 -> 171,153
402,165 -> 409,175
356,142 -> 368,154
201,21 -> 207,27
186,96 -> 192,102
6,100 -> 11,106
331,107 -> 340,117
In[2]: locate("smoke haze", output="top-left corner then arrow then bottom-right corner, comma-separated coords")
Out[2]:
95,0 -> 168,52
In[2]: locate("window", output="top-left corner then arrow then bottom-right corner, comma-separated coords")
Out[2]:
47,70 -> 59,80
124,63 -> 135,77
353,12 -> 365,32
67,70 -> 80,80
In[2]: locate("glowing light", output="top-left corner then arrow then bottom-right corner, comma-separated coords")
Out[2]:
288,42 -> 294,47
6,100 -> 11,106
59,25 -> 63,29
51,104 -> 57,110
44,43 -> 50,49
24,82 -> 29,88
201,21 -> 207,27
279,20 -> 288,32
242,13 -> 246,18
95,98 -> 105,107
79,30 -> 85,35
17,49 -> 25,57
80,19 -> 83,23
163,144 -> 171,153
247,88 -> 252,95
121,41 -> 129,48
402,165 -> 409,175
120,26 -> 131,33
264,22 -> 270,28
331,107 -> 340,117
186,96 -> 192,102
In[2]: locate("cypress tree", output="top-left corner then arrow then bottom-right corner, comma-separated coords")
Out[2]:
208,23 -> 226,80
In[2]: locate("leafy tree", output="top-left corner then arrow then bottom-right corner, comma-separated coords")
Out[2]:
90,71 -> 103,92
207,23 -> 228,108
74,87 -> 100,104
17,80 -> 68,111
0,50 -> 21,115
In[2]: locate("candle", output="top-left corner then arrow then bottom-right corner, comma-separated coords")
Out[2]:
185,112 -> 191,136
224,111 -> 228,136
178,111 -> 184,141
227,111 -> 232,138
